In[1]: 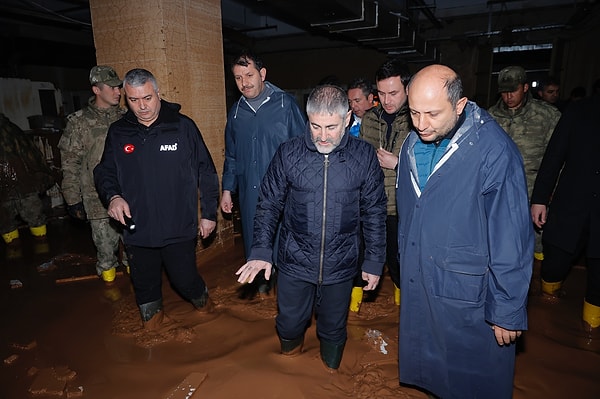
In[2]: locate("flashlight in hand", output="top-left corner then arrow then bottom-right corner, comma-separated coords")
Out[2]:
123,215 -> 136,231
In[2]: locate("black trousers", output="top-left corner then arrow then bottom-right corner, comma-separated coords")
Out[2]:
386,215 -> 400,288
542,240 -> 600,306
276,273 -> 353,344
125,238 -> 207,306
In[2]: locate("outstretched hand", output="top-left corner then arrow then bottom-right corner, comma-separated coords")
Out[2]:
236,260 -> 272,284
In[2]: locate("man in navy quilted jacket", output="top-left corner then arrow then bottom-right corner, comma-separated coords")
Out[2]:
236,85 -> 387,371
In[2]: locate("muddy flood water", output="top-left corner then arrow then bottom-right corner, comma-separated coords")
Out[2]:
1,216 -> 599,399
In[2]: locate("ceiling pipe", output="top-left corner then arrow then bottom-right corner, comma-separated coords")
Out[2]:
310,0 -> 367,26
357,18 -> 403,41
329,2 -> 379,32
426,23 -> 566,42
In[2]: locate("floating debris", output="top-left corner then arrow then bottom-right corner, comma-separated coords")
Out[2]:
365,328 -> 389,355
3,354 -> 19,365
9,279 -> 23,289
37,260 -> 56,272
11,340 -> 37,350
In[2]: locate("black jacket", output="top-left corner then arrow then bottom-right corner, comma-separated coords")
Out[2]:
94,100 -> 219,247
531,94 -> 600,257
249,125 -> 387,284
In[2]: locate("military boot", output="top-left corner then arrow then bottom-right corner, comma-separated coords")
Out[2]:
583,300 -> 600,333
349,287 -> 363,313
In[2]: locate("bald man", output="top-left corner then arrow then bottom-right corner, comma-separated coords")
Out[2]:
396,65 -> 533,398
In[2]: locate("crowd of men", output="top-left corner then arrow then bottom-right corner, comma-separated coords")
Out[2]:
2,51 -> 599,398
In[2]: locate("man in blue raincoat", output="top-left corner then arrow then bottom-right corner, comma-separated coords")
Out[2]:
396,64 -> 533,399
220,50 -> 305,295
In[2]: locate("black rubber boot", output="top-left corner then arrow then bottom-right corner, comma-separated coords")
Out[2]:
279,335 -> 304,357
191,287 -> 214,313
139,299 -> 162,322
320,339 -> 345,371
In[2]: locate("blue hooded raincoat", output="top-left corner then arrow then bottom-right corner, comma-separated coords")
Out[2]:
396,102 -> 533,399
222,82 -> 306,258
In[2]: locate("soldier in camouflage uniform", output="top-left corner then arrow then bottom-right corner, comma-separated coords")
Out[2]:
58,66 -> 126,284
1,113 -> 54,247
357,59 -> 412,311
488,66 -> 561,260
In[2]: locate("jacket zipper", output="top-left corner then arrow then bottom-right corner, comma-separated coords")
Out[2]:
318,154 -> 329,285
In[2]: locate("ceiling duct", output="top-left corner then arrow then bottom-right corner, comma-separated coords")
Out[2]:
238,0 -> 439,59
310,0 -> 371,26
326,1 -> 379,32
387,38 -> 439,62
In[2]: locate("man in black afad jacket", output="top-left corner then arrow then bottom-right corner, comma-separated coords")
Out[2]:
94,69 -> 219,326
236,85 -> 387,371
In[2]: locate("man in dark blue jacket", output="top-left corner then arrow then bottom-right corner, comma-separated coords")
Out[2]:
94,68 -> 219,326
221,50 -> 306,296
236,85 -> 387,371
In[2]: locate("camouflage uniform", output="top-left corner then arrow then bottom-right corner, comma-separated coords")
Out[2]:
0,113 -> 54,236
58,97 -> 125,274
488,91 -> 561,253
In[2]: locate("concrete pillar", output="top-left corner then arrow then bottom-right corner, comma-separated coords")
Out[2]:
89,0 -> 231,252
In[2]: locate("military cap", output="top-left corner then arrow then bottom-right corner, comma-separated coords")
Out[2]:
89,65 -> 122,87
497,66 -> 527,93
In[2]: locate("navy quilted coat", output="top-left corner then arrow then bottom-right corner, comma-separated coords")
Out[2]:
248,126 -> 387,284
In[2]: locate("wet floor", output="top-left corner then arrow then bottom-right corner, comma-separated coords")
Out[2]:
1,216 -> 599,398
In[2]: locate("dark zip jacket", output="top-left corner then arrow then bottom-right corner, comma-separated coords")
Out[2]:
248,125 -> 387,284
94,100 -> 219,247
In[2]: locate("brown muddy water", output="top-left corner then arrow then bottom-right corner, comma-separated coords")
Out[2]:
1,217 -> 599,398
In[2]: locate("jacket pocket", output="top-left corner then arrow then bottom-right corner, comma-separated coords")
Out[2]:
432,248 -> 488,303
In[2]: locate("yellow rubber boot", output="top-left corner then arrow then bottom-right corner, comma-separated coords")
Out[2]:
534,252 -> 544,261
394,285 -> 401,306
29,224 -> 47,237
2,229 -> 20,244
349,287 -> 363,312
541,279 -> 562,296
101,268 -> 116,284
583,301 -> 600,329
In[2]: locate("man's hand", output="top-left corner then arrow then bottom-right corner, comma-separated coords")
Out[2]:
107,196 -> 130,226
530,204 -> 547,229
377,148 -> 399,170
199,219 -> 216,239
236,260 -> 272,284
361,272 -> 380,291
67,202 -> 87,220
220,190 -> 233,214
492,325 -> 522,346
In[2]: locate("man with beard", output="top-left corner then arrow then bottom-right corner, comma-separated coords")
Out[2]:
236,85 -> 386,371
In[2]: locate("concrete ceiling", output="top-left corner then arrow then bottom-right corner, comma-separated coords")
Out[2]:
0,0 -> 598,71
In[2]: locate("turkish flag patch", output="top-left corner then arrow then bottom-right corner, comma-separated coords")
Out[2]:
123,144 -> 135,154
